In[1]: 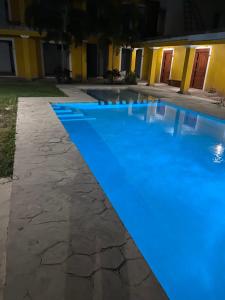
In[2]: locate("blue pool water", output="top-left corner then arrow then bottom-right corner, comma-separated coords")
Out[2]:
52,95 -> 225,300
83,88 -> 153,103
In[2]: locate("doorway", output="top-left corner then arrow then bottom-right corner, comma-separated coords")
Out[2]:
190,48 -> 210,89
87,43 -> 108,78
42,42 -> 69,76
121,48 -> 132,73
160,50 -> 173,83
135,49 -> 143,78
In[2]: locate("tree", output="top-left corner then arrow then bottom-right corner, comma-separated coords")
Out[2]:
26,0 -> 153,79
26,0 -> 88,79
86,0 -> 148,73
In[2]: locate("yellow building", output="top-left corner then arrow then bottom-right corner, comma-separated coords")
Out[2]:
140,33 -> 225,95
1,1 -> 225,96
0,0 -> 122,81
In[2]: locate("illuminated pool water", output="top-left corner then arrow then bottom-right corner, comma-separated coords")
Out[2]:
52,99 -> 225,300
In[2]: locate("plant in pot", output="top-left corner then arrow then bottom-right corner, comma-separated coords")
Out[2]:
54,67 -> 72,84
104,69 -> 121,83
125,71 -> 137,85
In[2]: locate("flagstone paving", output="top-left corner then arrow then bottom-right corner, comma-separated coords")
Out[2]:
0,178 -> 11,300
4,92 -> 167,300
4,83 -> 225,300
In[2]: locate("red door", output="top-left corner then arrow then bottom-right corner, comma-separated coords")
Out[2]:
191,49 -> 210,89
160,50 -> 173,83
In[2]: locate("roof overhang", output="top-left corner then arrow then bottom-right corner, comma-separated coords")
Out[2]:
140,31 -> 225,47
0,28 -> 44,38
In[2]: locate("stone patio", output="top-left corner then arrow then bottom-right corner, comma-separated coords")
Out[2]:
0,178 -> 11,300
3,89 -> 168,300
3,83 -> 225,300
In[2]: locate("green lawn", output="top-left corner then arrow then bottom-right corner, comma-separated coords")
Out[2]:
0,80 -> 65,178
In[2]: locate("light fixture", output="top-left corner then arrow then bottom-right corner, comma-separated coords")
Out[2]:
20,35 -> 30,39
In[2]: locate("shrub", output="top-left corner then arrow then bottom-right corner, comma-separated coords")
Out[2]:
104,69 -> 121,83
125,71 -> 137,85
54,67 -> 72,84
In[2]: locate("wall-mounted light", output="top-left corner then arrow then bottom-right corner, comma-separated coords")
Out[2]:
20,35 -> 30,39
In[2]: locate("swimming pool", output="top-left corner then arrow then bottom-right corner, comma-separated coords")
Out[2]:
83,88 -> 156,103
52,93 -> 225,300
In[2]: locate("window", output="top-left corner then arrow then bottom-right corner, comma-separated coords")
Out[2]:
0,40 -> 16,76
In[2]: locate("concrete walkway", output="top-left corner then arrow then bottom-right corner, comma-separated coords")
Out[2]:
0,179 -> 11,300
5,83 -> 225,300
4,91 -> 167,300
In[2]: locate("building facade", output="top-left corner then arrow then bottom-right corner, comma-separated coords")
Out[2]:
1,0 -> 225,96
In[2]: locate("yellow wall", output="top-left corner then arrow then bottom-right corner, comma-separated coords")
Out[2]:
204,45 -> 225,95
14,38 -> 25,77
180,47 -> 196,93
141,47 -> 150,80
108,45 -> 121,70
148,48 -> 160,85
170,47 -> 186,81
14,37 -> 42,79
71,44 -> 87,81
130,49 -> 136,72
155,48 -> 163,82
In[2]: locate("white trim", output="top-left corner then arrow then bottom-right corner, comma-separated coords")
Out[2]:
195,46 -> 212,91
0,37 -> 17,77
11,39 -> 17,76
185,45 -> 197,49
170,49 -> 175,80
159,48 -> 174,83
134,48 -> 144,79
119,47 -> 122,71
40,41 -> 45,77
139,48 -> 144,79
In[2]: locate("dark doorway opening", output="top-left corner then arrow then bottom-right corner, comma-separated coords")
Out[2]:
135,49 -> 143,78
87,43 -> 108,78
43,43 -> 69,77
121,48 -> 132,73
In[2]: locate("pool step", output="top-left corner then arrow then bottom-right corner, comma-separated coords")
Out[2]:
58,113 -> 84,118
60,117 -> 96,122
54,109 -> 73,114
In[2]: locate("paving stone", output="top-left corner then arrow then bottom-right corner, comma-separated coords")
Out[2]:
66,254 -> 93,277
120,259 -> 151,286
93,269 -> 127,300
95,247 -> 124,269
4,89 -> 168,300
65,276 -> 92,300
41,241 -> 71,265
0,179 -> 11,297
